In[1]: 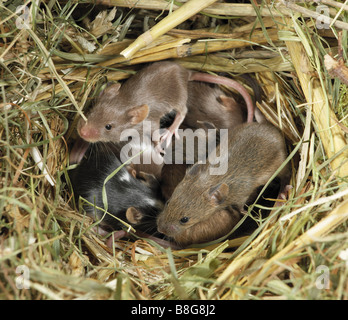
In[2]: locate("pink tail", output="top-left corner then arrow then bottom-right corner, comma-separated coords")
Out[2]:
190,72 -> 254,123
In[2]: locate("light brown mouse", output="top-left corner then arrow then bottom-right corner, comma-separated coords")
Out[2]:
184,81 -> 246,130
173,206 -> 242,247
160,80 -> 252,201
156,122 -> 290,247
76,61 -> 254,151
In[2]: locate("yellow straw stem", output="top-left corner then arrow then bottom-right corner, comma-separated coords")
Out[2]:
284,22 -> 348,180
120,0 -> 219,59
250,196 -> 348,287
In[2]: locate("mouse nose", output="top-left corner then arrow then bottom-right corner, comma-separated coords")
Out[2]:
157,223 -> 180,237
79,125 -> 100,142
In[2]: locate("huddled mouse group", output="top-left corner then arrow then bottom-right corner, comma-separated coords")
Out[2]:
69,61 -> 290,249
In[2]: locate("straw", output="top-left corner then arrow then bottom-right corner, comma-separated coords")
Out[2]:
120,0 -> 219,58
1,0 -> 348,300
284,18 -> 348,181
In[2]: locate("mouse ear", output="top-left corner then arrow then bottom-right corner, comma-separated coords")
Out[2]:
101,83 -> 121,97
187,161 -> 203,176
196,120 -> 216,130
126,207 -> 143,224
128,105 -> 149,124
207,183 -> 229,206
137,171 -> 160,188
217,95 -> 239,111
125,165 -> 137,178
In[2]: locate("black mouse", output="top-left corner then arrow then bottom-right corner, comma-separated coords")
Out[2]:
69,144 -> 164,234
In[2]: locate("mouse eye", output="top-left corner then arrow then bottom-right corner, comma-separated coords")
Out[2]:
105,124 -> 112,130
180,217 -> 189,224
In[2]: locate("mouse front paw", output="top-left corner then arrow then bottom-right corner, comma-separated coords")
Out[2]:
160,127 -> 180,148
159,129 -> 173,148
154,140 -> 166,155
274,184 -> 293,207
278,184 -> 293,200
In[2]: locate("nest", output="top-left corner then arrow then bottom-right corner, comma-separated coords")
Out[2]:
1,0 -> 348,300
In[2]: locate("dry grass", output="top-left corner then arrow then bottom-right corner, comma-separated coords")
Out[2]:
1,0 -> 348,300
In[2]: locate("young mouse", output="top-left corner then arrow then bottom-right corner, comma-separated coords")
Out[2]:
70,109 -> 182,180
184,81 -> 246,130
160,123 -> 216,200
77,61 -> 254,151
156,122 -> 290,247
172,206 -> 242,247
69,145 -> 164,234
70,136 -> 164,180
160,163 -> 187,201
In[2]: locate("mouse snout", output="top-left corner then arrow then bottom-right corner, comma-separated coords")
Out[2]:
79,124 -> 100,142
157,220 -> 181,237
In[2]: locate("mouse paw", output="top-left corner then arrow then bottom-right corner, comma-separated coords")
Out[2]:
106,230 -> 130,247
274,184 -> 293,207
279,184 -> 293,200
240,209 -> 248,215
159,129 -> 174,148
173,127 -> 180,140
154,141 -> 166,155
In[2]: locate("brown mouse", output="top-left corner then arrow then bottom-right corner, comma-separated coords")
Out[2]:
172,206 -> 242,247
76,61 -> 254,151
160,81 -> 251,201
156,122 -> 290,247
160,163 -> 187,201
160,123 -> 215,200
184,82 -> 246,131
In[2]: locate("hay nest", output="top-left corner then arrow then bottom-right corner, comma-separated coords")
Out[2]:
1,0 -> 348,300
